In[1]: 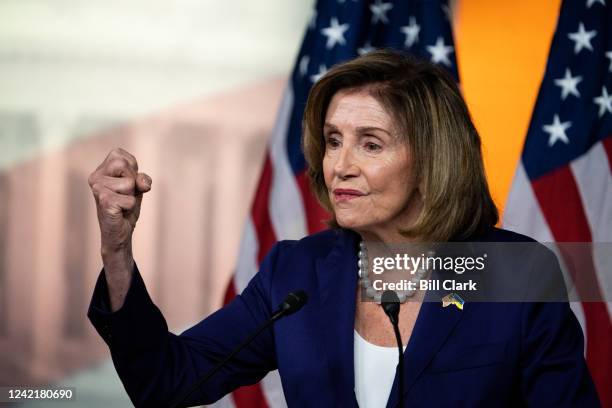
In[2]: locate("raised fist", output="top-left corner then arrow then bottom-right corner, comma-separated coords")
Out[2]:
88,148 -> 152,253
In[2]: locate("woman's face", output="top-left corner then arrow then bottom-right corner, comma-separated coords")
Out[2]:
322,89 -> 422,241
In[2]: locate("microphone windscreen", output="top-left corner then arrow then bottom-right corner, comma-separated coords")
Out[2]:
381,290 -> 400,323
280,291 -> 308,315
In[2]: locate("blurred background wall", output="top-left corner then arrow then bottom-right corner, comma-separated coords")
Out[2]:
0,1 -> 312,406
0,0 -> 564,406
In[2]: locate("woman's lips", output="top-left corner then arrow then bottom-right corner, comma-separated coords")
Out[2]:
333,189 -> 365,202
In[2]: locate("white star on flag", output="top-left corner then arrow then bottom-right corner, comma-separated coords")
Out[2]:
586,0 -> 605,7
358,42 -> 375,56
567,22 -> 596,54
606,50 -> 612,72
400,17 -> 420,48
543,114 -> 572,146
370,0 -> 393,24
427,37 -> 454,66
299,55 -> 310,77
321,17 -> 350,49
593,86 -> 612,117
310,64 -> 328,83
554,68 -> 583,100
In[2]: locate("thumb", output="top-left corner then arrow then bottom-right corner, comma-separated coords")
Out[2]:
135,173 -> 152,193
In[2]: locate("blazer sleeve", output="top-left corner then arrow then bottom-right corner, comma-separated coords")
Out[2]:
87,243 -> 283,408
519,301 -> 601,407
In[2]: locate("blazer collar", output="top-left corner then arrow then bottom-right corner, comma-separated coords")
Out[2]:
315,229 -> 466,408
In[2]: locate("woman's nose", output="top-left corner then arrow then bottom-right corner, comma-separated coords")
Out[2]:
334,146 -> 359,179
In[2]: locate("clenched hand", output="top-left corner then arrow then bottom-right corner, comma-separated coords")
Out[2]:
88,148 -> 152,311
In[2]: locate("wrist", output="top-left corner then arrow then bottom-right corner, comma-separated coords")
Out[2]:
101,245 -> 134,275
101,240 -> 132,258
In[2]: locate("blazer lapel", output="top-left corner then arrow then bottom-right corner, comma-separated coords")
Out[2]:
315,229 -> 360,407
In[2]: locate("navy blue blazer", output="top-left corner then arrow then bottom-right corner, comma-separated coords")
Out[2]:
88,227 -> 600,407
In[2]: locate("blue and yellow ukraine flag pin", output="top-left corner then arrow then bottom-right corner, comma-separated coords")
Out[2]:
442,293 -> 465,310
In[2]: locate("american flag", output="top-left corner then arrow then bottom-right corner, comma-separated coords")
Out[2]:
503,0 -> 612,405
215,0 -> 456,406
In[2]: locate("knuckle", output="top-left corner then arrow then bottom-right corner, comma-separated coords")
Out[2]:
111,157 -> 128,167
122,148 -> 136,161
106,148 -> 121,162
108,158 -> 130,172
91,182 -> 102,196
116,148 -> 138,169
127,158 -> 138,172
97,192 -> 107,206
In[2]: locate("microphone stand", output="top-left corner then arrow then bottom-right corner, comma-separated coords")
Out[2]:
381,290 -> 405,408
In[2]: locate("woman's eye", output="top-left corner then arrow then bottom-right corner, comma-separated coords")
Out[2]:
325,136 -> 341,148
364,142 -> 381,152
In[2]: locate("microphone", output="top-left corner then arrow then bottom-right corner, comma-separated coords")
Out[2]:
170,291 -> 308,408
273,290 -> 308,319
381,290 -> 400,325
381,290 -> 405,408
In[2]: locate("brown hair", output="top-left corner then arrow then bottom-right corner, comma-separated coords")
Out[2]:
302,49 -> 498,241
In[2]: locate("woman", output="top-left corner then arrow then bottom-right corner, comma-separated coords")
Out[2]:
87,50 -> 600,407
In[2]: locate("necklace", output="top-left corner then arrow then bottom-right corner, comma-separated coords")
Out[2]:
358,240 -> 431,303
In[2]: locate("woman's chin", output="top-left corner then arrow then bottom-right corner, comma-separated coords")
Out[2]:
335,217 -> 368,231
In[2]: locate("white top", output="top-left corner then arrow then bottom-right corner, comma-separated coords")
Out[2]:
354,330 -> 406,408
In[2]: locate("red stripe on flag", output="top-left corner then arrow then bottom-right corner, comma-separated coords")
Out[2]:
220,278 -> 271,408
219,152 -> 279,408
221,277 -> 271,408
231,384 -> 270,408
580,302 -> 612,407
602,135 -> 612,172
531,165 -> 591,242
223,279 -> 268,408
223,279 -> 237,306
531,165 -> 612,406
252,153 -> 278,263
295,171 -> 330,234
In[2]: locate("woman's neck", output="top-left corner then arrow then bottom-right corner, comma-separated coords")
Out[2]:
357,229 -> 420,244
